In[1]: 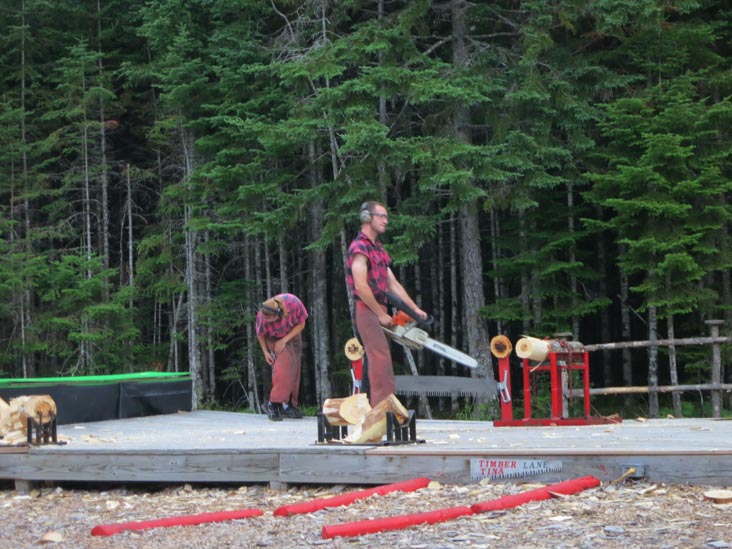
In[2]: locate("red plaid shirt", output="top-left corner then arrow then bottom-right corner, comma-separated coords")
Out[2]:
255,293 -> 308,339
346,231 -> 392,306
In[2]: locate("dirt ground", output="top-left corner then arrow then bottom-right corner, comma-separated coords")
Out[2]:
2,479 -> 731,548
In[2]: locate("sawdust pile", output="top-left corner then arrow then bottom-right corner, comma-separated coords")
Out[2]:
2,480 -> 730,548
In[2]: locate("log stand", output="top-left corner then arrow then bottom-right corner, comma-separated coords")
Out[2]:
316,413 -> 349,443
492,334 -> 621,427
385,410 -> 419,444
26,412 -> 59,445
316,410 -> 423,445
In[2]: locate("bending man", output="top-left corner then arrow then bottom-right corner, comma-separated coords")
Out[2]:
256,293 -> 308,420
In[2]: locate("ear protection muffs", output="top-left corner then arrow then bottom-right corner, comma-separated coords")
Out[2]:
260,303 -> 283,318
359,202 -> 372,223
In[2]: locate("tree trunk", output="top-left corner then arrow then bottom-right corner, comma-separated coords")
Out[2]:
204,231 -> 216,403
278,234 -> 288,293
720,198 -> 732,392
308,141 -> 332,406
184,204 -> 201,409
376,0 -> 389,198
263,236 -> 272,298
519,211 -> 531,334
449,216 -> 458,377
19,0 -> 33,378
667,315 -> 682,417
490,208 -> 503,335
244,236 -> 261,412
449,217 -> 459,413
96,0 -> 110,286
596,206 -> 612,386
435,222 -> 446,411
125,165 -> 134,308
180,121 -> 201,409
567,183 -> 579,339
451,0 -> 493,398
648,306 -> 659,418
80,65 -> 94,374
619,246 -> 633,408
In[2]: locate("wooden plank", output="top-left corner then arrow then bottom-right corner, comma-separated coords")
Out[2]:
2,450 -> 280,483
280,453 -> 470,485
282,451 -> 732,486
366,444 -> 732,457
4,411 -> 732,487
0,446 -> 29,455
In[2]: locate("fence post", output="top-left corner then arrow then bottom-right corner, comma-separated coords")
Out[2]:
705,319 -> 725,419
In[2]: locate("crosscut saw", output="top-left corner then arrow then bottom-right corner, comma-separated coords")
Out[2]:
376,289 -> 498,399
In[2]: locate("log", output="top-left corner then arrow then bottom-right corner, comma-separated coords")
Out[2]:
346,394 -> 408,444
516,337 -> 549,362
2,429 -> 28,445
322,393 -> 371,426
704,489 -> 732,504
489,335 -> 512,359
8,395 -> 57,435
0,397 -> 9,437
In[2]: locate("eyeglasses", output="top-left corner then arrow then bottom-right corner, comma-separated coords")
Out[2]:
371,212 -> 389,219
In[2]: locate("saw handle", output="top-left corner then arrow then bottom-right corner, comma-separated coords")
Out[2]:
384,290 -> 433,327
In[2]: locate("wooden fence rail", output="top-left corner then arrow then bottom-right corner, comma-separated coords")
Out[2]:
569,320 -> 730,418
583,336 -> 732,352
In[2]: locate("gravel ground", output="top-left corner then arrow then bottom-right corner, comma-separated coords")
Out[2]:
3,479 -> 731,548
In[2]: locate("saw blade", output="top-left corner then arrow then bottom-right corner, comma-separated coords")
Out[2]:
395,375 -> 497,397
384,326 -> 478,368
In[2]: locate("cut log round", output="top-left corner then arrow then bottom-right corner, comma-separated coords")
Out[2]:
8,395 -> 57,435
490,335 -> 512,359
346,394 -> 408,444
516,336 -> 549,362
703,489 -> 732,504
0,397 -> 10,437
322,393 -> 371,426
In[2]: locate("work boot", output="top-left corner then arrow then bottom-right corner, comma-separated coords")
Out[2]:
281,403 -> 303,419
265,401 -> 283,421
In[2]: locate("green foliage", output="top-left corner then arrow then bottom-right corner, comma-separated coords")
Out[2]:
455,400 -> 499,422
0,0 -> 731,417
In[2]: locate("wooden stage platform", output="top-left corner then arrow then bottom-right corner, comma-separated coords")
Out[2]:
2,410 -> 732,489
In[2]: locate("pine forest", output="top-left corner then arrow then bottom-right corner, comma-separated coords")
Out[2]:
1,0 -> 732,419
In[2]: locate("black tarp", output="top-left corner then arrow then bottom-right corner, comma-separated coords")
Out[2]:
0,377 -> 192,424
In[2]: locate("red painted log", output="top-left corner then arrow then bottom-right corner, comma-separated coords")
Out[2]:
91,508 -> 264,536
321,475 -> 601,540
471,475 -> 601,513
274,477 -> 431,517
322,505 -> 474,539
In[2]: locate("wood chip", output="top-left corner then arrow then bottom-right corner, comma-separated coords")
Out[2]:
38,531 -> 64,543
704,490 -> 732,504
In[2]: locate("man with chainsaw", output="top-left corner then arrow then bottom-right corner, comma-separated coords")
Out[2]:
256,293 -> 308,421
346,201 -> 429,407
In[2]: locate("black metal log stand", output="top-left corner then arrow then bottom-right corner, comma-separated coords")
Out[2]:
316,410 -> 423,445
26,413 -> 58,445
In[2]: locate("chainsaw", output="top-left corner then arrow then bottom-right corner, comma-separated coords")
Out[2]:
384,312 -> 479,369
381,291 -> 498,398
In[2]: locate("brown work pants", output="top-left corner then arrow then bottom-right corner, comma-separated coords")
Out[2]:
355,300 -> 393,407
265,333 -> 302,406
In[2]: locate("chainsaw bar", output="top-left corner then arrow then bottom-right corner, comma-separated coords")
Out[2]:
384,325 -> 478,369
395,375 -> 497,397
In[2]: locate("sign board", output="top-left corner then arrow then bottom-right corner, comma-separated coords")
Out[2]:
470,458 -> 563,481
